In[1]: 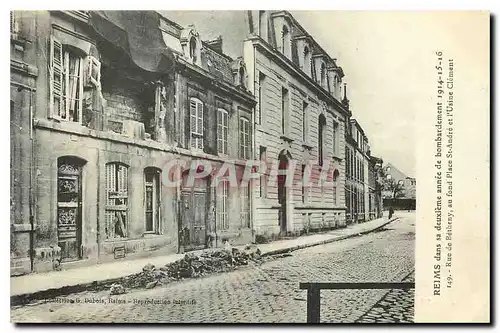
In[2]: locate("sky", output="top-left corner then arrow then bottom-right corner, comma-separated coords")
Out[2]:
163,11 -> 418,177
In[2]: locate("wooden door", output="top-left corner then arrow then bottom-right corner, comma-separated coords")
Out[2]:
180,187 -> 207,251
57,159 -> 83,261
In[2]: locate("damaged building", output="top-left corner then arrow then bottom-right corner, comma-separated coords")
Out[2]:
10,10 -> 255,275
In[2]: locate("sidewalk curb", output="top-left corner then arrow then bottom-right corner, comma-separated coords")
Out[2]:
260,217 -> 400,257
11,217 -> 400,307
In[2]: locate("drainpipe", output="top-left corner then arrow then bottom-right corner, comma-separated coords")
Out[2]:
28,86 -> 35,272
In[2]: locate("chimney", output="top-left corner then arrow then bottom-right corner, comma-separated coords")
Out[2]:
342,83 -> 350,109
206,36 -> 223,54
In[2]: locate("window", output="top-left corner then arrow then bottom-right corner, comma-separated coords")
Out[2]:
281,87 -> 289,135
217,108 -> 229,155
333,185 -> 337,206
318,115 -> 326,166
189,37 -> 198,64
239,117 -> 251,159
258,72 -> 266,125
50,36 -> 84,123
281,25 -> 291,58
190,98 -> 204,150
144,168 -> 161,234
10,11 -> 19,37
239,67 -> 246,87
240,185 -> 251,228
259,11 -> 268,40
105,163 -> 129,239
320,62 -> 327,90
301,164 -> 306,203
302,101 -> 308,142
333,122 -> 339,156
217,180 -> 229,230
259,146 -> 267,198
303,46 -> 311,76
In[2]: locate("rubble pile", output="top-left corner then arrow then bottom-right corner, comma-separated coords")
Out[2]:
113,245 -> 262,294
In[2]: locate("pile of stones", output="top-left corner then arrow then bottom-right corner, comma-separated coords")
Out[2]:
111,244 -> 262,294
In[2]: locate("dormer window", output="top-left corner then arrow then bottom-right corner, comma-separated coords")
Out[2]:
281,25 -> 291,59
232,59 -> 247,89
303,46 -> 311,76
189,37 -> 198,64
320,62 -> 327,90
180,26 -> 201,66
239,67 -> 245,86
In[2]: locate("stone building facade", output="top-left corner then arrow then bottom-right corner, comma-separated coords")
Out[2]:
10,10 -> 255,275
345,118 -> 371,224
243,11 -> 350,238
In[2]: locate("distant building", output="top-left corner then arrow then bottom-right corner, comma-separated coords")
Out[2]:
382,162 -> 416,210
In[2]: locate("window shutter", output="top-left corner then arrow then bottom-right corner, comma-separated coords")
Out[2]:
105,163 -> 115,206
197,101 -> 204,149
217,110 -> 223,154
223,111 -> 228,154
197,101 -> 203,135
87,56 -> 101,87
49,35 -> 63,119
190,99 -> 197,148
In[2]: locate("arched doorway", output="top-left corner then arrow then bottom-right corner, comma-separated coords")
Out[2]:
57,156 -> 87,262
278,150 -> 291,235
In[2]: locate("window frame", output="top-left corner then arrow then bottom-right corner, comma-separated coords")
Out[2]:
189,97 -> 204,150
217,180 -> 230,230
49,36 -> 84,124
217,108 -> 229,156
239,116 -> 251,159
144,168 -> 161,234
105,162 -> 129,240
281,87 -> 289,135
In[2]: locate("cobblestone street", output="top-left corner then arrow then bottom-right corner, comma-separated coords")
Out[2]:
11,212 -> 415,323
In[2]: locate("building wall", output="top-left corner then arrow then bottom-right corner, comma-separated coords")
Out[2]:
10,11 -> 255,275
245,40 -> 347,238
10,12 -> 38,274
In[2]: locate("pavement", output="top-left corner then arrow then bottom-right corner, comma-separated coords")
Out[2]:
10,212 -> 415,323
11,213 -> 398,304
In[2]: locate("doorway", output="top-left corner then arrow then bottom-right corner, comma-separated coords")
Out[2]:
57,157 -> 86,262
180,173 -> 209,251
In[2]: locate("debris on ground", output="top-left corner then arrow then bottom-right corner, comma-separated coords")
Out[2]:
109,283 -> 126,295
116,246 -> 263,291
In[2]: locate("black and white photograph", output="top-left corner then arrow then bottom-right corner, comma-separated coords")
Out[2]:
9,9 -> 489,323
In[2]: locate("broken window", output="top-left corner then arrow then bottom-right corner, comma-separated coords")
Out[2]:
50,36 -> 84,123
105,163 -> 129,239
190,97 -> 204,150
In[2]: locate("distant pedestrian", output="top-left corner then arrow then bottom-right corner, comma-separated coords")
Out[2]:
388,207 -> 395,220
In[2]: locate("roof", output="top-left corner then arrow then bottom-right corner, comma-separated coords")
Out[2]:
89,11 -> 175,75
158,13 -> 244,89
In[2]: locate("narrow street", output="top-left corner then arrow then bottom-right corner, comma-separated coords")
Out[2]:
11,212 -> 415,323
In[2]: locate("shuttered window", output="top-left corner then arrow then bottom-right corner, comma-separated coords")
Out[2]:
217,108 -> 229,155
105,163 -> 129,239
190,98 -> 204,150
49,36 -> 85,123
217,181 -> 229,230
239,117 -> 250,159
240,185 -> 250,228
